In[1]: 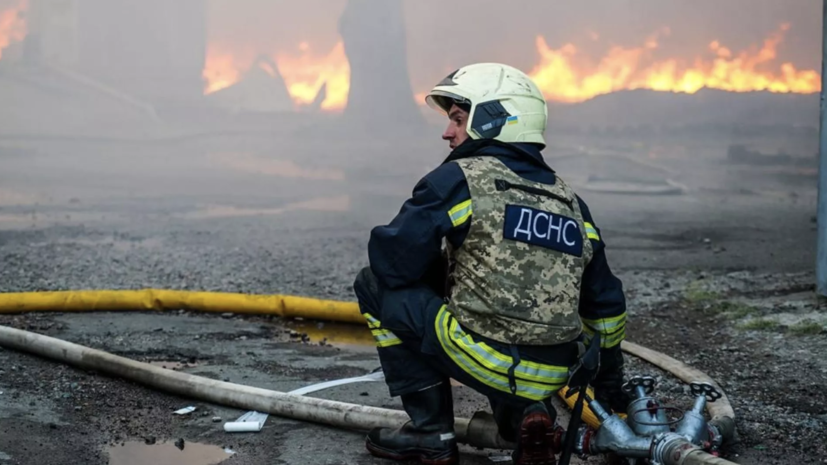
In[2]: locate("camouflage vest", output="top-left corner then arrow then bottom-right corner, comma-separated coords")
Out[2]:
446,156 -> 594,345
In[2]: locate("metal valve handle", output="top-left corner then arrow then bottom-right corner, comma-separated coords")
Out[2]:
622,376 -> 656,395
689,382 -> 722,402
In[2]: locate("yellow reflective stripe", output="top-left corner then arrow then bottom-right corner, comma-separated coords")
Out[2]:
448,318 -> 568,385
583,326 -> 626,348
363,313 -> 382,329
436,311 -> 551,400
584,222 -> 600,241
602,329 -> 625,348
448,200 -> 473,227
364,312 -> 402,347
371,328 -> 402,347
377,338 -> 402,348
442,308 -> 567,383
434,307 -> 566,400
581,313 -> 627,333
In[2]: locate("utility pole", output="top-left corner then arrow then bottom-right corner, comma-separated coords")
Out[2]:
817,0 -> 827,295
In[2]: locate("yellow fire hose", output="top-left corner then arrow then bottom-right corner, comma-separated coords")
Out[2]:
0,289 -> 363,323
0,289 -> 732,431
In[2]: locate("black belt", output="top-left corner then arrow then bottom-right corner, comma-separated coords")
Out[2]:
507,345 -> 521,395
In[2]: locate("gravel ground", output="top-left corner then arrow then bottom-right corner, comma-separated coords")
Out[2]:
0,136 -> 823,464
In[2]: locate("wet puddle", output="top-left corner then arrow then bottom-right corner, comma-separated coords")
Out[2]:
0,210 -> 112,229
187,195 -> 350,219
35,237 -> 165,252
108,441 -> 233,465
209,153 -> 345,181
289,320 -> 375,352
0,188 -> 43,206
287,321 -> 467,387
0,213 -> 30,224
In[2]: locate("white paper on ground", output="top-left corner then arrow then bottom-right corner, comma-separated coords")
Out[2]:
224,410 -> 269,433
173,406 -> 196,415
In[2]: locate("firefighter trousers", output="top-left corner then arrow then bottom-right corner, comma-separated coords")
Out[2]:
352,267 -> 582,441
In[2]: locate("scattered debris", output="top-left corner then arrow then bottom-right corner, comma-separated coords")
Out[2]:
174,438 -> 185,451
488,455 -> 512,462
212,416 -> 222,423
224,411 -> 269,433
173,406 -> 197,415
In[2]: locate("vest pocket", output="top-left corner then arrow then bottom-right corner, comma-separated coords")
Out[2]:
494,179 -> 572,207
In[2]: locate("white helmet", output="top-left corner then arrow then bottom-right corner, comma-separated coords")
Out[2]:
425,63 -> 548,147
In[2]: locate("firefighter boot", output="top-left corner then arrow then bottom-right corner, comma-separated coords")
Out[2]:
366,382 -> 459,464
512,402 -> 558,465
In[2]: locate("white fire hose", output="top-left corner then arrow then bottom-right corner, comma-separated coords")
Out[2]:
0,324 -> 738,464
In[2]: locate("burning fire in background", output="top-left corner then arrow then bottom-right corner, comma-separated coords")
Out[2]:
528,23 -> 820,103
202,47 -> 248,95
203,40 -> 351,111
0,0 -> 27,61
275,41 -> 350,111
0,0 -> 821,111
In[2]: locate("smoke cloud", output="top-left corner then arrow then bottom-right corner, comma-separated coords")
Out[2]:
206,0 -> 822,96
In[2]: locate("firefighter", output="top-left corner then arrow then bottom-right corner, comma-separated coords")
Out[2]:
353,62 -> 629,465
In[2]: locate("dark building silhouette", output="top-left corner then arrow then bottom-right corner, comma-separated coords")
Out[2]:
339,0 -> 424,130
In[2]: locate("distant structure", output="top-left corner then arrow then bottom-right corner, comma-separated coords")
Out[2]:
309,82 -> 327,112
338,0 -> 424,129
23,0 -> 206,104
207,55 -> 294,114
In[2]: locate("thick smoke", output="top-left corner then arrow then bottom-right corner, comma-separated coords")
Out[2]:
206,0 -> 822,96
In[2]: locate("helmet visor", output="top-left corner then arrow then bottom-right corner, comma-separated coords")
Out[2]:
425,90 -> 472,115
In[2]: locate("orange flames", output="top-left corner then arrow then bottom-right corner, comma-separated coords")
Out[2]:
0,0 -> 27,61
203,41 -> 350,111
202,48 -> 248,95
528,24 -> 820,103
275,41 -> 350,111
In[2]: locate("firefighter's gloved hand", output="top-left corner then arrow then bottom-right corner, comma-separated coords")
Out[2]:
593,346 -> 631,413
593,371 -> 630,413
